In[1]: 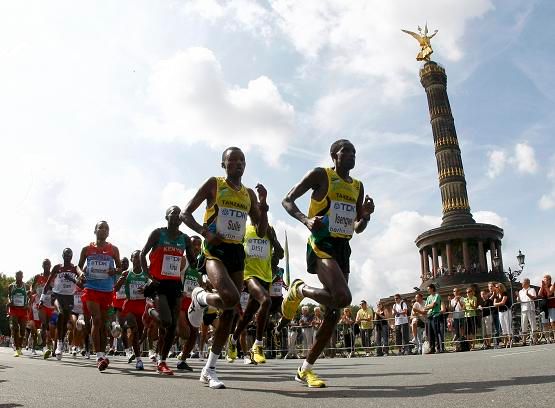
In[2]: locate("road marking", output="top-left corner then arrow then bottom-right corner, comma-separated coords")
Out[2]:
491,348 -> 552,358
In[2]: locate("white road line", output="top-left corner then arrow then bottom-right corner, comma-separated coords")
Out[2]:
491,348 -> 552,357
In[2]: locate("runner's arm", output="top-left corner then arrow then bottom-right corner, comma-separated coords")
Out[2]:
282,168 -> 326,230
248,186 -> 268,238
180,177 -> 217,236
267,226 -> 284,260
110,245 -> 122,275
44,265 -> 57,291
354,182 -> 374,234
141,229 -> 161,278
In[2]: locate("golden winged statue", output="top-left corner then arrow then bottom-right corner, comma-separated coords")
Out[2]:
402,23 -> 438,61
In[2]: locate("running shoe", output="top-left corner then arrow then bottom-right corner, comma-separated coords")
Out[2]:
281,279 -> 305,320
157,362 -> 174,375
136,359 -> 144,370
97,357 -> 109,372
127,353 -> 136,364
188,287 -> 207,328
71,347 -> 77,358
226,335 -> 237,362
107,348 -> 115,356
243,352 -> 257,365
43,349 -> 52,359
251,345 -> 266,364
55,349 -> 63,360
85,351 -> 90,360
148,349 -> 158,363
13,349 -> 20,357
31,349 -> 38,356
177,360 -> 193,371
200,367 -> 225,389
295,367 -> 326,388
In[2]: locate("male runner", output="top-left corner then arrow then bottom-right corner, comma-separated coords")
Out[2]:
181,146 -> 268,389
8,271 -> 29,357
32,259 -> 56,358
141,206 -> 196,375
281,139 -> 374,387
115,250 -> 149,370
69,284 -> 85,357
227,224 -> 283,364
46,248 -> 79,360
77,220 -> 122,371
111,257 -> 130,355
177,235 -> 203,371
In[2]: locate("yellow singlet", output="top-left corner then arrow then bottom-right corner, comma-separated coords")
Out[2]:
243,224 -> 273,283
203,177 -> 251,244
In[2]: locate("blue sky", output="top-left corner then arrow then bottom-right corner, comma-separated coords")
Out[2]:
1,0 -> 553,304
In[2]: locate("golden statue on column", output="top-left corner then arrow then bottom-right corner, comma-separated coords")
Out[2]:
402,23 -> 438,61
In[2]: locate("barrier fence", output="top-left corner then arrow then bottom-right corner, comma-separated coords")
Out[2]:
253,295 -> 555,358
5,296 -> 555,359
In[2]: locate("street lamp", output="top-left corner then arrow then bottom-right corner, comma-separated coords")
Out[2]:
493,250 -> 526,302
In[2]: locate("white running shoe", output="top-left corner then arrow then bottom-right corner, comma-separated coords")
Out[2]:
31,349 -> 38,356
188,287 -> 207,328
85,351 -> 90,360
200,367 -> 226,389
55,347 -> 63,361
148,349 -> 158,363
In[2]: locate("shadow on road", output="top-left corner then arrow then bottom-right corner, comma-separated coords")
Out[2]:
0,404 -> 24,408
232,375 -> 555,399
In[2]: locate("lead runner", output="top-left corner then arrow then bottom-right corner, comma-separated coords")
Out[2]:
281,139 -> 375,388
181,146 -> 268,389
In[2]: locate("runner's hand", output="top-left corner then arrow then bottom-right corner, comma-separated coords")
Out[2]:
107,268 -> 117,277
305,216 -> 324,232
360,195 -> 375,219
122,270 -> 129,278
203,230 -> 223,246
255,183 -> 267,203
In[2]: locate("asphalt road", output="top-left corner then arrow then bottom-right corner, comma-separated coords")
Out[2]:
1,344 -> 555,408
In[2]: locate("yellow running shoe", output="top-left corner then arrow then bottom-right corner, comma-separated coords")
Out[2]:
17,348 -> 23,357
13,350 -> 20,357
251,345 -> 266,364
226,334 -> 237,362
281,279 -> 305,320
295,367 -> 326,388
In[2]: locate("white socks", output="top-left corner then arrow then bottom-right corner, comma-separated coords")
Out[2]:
254,339 -> 263,346
196,289 -> 208,307
206,351 -> 219,369
301,360 -> 313,372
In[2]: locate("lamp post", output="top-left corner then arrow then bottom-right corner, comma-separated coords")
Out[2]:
493,250 -> 526,303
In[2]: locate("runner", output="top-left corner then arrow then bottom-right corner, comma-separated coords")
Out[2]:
227,224 -> 283,364
69,284 -> 86,358
140,206 -> 196,375
77,220 -> 122,371
281,139 -> 374,387
32,259 -> 56,359
110,257 -> 130,356
181,146 -> 268,389
115,250 -> 149,370
45,248 -> 79,360
8,271 -> 29,357
177,236 -> 203,371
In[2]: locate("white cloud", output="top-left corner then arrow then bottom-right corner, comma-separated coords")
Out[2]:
473,211 -> 507,228
486,142 -> 538,178
487,149 -> 507,178
138,47 -> 295,166
512,142 -> 538,174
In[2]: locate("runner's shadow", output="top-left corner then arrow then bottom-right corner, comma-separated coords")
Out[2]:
0,404 -> 24,408
231,375 -> 555,398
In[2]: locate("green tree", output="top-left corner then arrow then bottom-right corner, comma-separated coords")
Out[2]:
0,273 -> 15,335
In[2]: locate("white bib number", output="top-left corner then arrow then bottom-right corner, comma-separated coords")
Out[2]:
54,273 -> 76,295
183,278 -> 198,296
42,293 -> 52,307
13,293 -> 25,307
116,285 -> 127,300
240,292 -> 250,312
129,283 -> 145,300
270,282 -> 282,297
216,207 -> 247,242
246,237 -> 270,259
329,200 -> 356,236
73,294 -> 83,313
161,255 -> 181,277
88,259 -> 111,280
